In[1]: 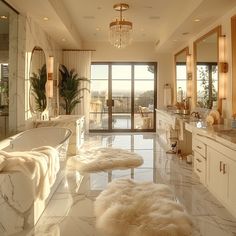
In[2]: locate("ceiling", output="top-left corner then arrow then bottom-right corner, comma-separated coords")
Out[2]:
4,0 -> 236,52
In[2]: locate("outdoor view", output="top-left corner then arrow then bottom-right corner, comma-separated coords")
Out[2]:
197,63 -> 218,109
89,63 -> 155,131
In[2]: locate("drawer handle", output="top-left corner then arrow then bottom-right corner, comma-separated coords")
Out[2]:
196,168 -> 202,173
220,161 -> 223,172
196,145 -> 202,149
196,158 -> 202,163
223,164 -> 226,174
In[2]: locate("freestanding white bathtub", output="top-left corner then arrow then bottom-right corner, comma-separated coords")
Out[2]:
0,127 -> 72,235
3,127 -> 72,160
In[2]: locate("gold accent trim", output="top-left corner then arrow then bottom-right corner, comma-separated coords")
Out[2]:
113,3 -> 129,11
110,20 -> 132,28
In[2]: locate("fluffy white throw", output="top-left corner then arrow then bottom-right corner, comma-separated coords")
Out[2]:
0,146 -> 59,200
95,178 -> 192,236
67,147 -> 143,173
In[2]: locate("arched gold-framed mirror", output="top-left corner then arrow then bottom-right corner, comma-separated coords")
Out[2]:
193,26 -> 221,111
174,47 -> 189,104
29,46 -> 47,115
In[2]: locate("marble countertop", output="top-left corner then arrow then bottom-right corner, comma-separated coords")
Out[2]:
156,109 -> 236,149
185,121 -> 236,150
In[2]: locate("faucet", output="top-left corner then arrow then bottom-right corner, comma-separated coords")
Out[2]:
191,111 -> 201,119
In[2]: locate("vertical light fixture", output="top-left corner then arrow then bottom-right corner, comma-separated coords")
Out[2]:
219,35 -> 227,99
186,54 -> 192,98
109,3 -> 133,48
47,56 -> 54,98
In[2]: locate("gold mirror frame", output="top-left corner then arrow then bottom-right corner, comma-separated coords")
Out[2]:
231,16 -> 236,115
29,46 -> 47,115
193,26 -> 222,112
174,47 -> 189,104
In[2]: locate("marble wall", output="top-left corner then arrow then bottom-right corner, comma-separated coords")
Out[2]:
16,15 -> 62,132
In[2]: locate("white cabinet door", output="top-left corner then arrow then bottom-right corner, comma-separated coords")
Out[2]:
207,147 -> 228,202
228,158 -> 236,213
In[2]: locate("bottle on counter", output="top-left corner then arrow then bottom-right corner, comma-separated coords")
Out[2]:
232,114 -> 236,128
177,87 -> 183,103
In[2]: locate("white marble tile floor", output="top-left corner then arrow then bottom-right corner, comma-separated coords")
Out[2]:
13,133 -> 236,236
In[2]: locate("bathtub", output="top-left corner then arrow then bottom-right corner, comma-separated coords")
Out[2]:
3,127 -> 72,160
0,127 -> 72,235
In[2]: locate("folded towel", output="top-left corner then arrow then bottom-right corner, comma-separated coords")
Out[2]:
0,146 -> 59,200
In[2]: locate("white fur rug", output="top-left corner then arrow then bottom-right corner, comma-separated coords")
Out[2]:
94,179 -> 192,236
67,148 -> 143,173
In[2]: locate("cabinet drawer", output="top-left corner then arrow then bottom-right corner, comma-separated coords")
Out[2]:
193,138 -> 206,157
194,152 -> 206,184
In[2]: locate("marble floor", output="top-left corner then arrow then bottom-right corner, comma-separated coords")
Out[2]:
16,133 -> 236,236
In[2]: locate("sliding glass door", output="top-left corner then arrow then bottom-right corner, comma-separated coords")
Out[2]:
90,62 -> 156,132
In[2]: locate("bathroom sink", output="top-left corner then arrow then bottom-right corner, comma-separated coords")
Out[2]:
216,129 -> 236,137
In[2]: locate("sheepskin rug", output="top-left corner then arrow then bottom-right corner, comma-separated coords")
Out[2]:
94,179 -> 192,236
67,147 -> 143,173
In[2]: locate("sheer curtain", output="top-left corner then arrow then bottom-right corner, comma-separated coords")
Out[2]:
62,50 -> 92,131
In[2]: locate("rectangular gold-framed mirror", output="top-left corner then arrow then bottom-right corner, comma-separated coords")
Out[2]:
174,47 -> 189,104
193,26 -> 221,111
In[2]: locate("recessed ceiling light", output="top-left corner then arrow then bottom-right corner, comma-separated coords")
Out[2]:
149,16 -> 160,20
83,16 -> 95,20
96,27 -> 101,31
194,19 -> 200,22
43,17 -> 49,21
0,15 -> 8,19
144,6 -> 153,9
61,38 -> 66,42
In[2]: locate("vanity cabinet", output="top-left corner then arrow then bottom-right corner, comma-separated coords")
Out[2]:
207,147 -> 228,202
193,136 -> 207,185
207,146 -> 236,217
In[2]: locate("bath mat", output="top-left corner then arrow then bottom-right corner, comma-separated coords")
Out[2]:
94,178 -> 192,236
67,147 -> 143,173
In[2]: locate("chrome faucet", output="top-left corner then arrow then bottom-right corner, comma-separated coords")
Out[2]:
191,111 -> 201,119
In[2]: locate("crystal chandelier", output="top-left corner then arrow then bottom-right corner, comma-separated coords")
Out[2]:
109,3 -> 133,49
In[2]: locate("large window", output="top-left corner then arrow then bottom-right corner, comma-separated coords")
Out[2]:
176,62 -> 187,99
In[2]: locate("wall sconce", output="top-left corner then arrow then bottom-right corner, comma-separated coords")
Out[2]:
186,54 -> 192,80
47,56 -> 54,98
219,35 -> 227,100
219,35 -> 228,73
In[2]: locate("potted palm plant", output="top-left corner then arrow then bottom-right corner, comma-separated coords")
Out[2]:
59,64 -> 89,115
30,64 -> 47,112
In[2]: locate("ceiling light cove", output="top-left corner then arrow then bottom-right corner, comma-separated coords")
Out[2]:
43,17 -> 49,21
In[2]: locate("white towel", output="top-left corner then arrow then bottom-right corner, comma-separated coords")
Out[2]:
0,146 -> 59,200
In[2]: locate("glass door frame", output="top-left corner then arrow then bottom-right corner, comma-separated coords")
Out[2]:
90,62 -> 157,132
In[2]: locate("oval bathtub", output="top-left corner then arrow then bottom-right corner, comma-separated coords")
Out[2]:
3,127 -> 72,160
